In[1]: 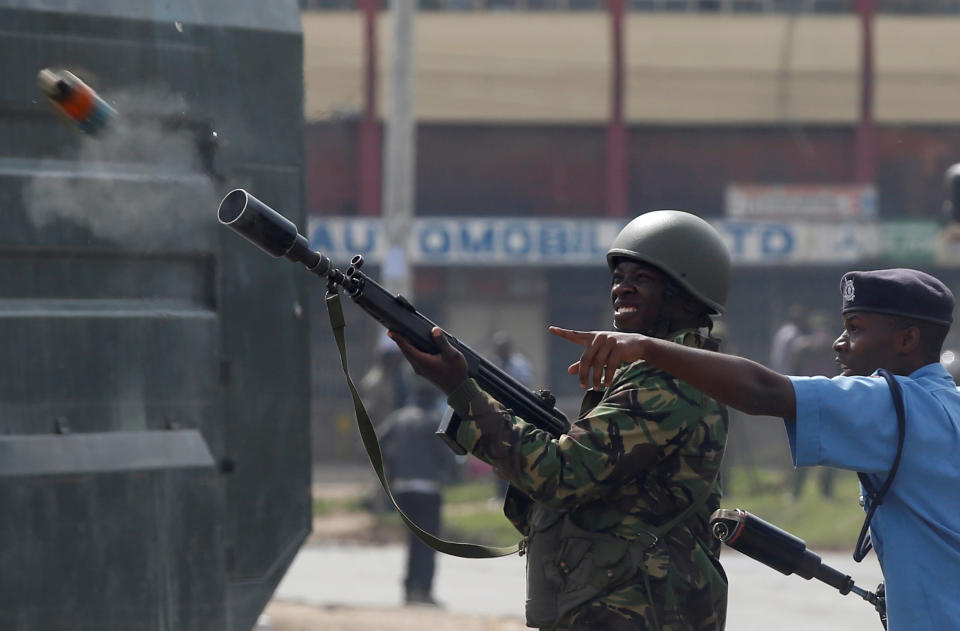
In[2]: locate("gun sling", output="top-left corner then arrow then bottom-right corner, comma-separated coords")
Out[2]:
854,368 -> 907,563
326,291 -> 518,559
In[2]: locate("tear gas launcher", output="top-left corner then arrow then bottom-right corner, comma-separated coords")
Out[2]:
217,189 -> 570,454
711,509 -> 887,626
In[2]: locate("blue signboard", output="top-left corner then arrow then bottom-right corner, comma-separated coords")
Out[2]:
307,216 -> 886,266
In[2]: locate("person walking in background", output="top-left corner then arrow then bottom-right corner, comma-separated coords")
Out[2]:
380,378 -> 458,607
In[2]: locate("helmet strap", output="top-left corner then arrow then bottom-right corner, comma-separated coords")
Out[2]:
651,282 -> 712,339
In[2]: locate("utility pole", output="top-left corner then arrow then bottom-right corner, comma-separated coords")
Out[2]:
356,0 -> 381,217
855,0 -> 876,184
605,0 -> 628,217
382,0 -> 416,299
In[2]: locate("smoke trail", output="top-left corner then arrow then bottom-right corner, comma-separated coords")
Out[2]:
23,84 -> 221,249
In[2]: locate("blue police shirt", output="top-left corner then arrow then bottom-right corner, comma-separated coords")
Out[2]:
787,363 -> 960,631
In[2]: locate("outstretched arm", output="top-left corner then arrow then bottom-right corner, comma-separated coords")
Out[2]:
549,327 -> 797,419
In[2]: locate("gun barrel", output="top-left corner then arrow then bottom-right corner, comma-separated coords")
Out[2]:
218,189 -> 331,275
217,189 -> 570,439
711,508 -> 808,576
711,509 -> 854,594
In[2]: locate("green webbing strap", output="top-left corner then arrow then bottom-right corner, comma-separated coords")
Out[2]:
652,472 -> 719,540
325,292 -> 518,559
638,471 -> 721,631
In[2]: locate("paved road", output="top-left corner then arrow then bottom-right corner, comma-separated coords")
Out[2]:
276,542 -> 884,630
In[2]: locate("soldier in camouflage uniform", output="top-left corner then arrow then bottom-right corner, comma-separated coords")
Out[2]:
390,211 -> 731,630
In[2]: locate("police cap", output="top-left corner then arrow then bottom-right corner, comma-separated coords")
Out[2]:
840,268 -> 954,326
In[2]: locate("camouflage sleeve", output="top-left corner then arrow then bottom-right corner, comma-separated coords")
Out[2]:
446,364 -> 696,511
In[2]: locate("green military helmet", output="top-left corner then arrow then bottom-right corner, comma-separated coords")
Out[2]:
607,210 -> 731,314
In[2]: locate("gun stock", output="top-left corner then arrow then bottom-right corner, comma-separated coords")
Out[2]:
218,189 -> 570,453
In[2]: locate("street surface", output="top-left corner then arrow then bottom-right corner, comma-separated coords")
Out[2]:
274,541 -> 884,630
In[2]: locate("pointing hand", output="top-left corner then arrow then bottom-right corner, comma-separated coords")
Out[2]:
549,326 -> 648,391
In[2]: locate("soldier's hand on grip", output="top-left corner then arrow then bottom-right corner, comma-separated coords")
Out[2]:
389,327 -> 469,395
549,327 -> 648,391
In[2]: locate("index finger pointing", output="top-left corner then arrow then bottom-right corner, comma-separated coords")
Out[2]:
549,326 -> 595,347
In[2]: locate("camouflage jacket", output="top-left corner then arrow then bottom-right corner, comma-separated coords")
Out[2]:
447,329 -> 728,630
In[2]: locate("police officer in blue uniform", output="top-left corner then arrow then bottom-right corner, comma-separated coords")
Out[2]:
551,268 -> 960,630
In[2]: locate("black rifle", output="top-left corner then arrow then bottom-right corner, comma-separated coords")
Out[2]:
711,508 -> 887,628
217,189 -> 570,454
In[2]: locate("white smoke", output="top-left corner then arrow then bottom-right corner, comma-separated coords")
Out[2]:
23,84 -> 221,248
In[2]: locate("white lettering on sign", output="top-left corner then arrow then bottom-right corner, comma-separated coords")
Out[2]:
307,217 -> 880,266
726,183 -> 877,221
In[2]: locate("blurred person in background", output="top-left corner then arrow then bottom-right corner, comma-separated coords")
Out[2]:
789,309 -> 838,498
359,332 -> 411,427
768,303 -> 807,374
380,378 -> 458,607
553,268 -> 960,630
791,309 -> 838,377
711,320 -> 763,496
390,211 -> 731,631
359,333 -> 413,514
491,330 -> 534,388
488,330 -> 534,504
